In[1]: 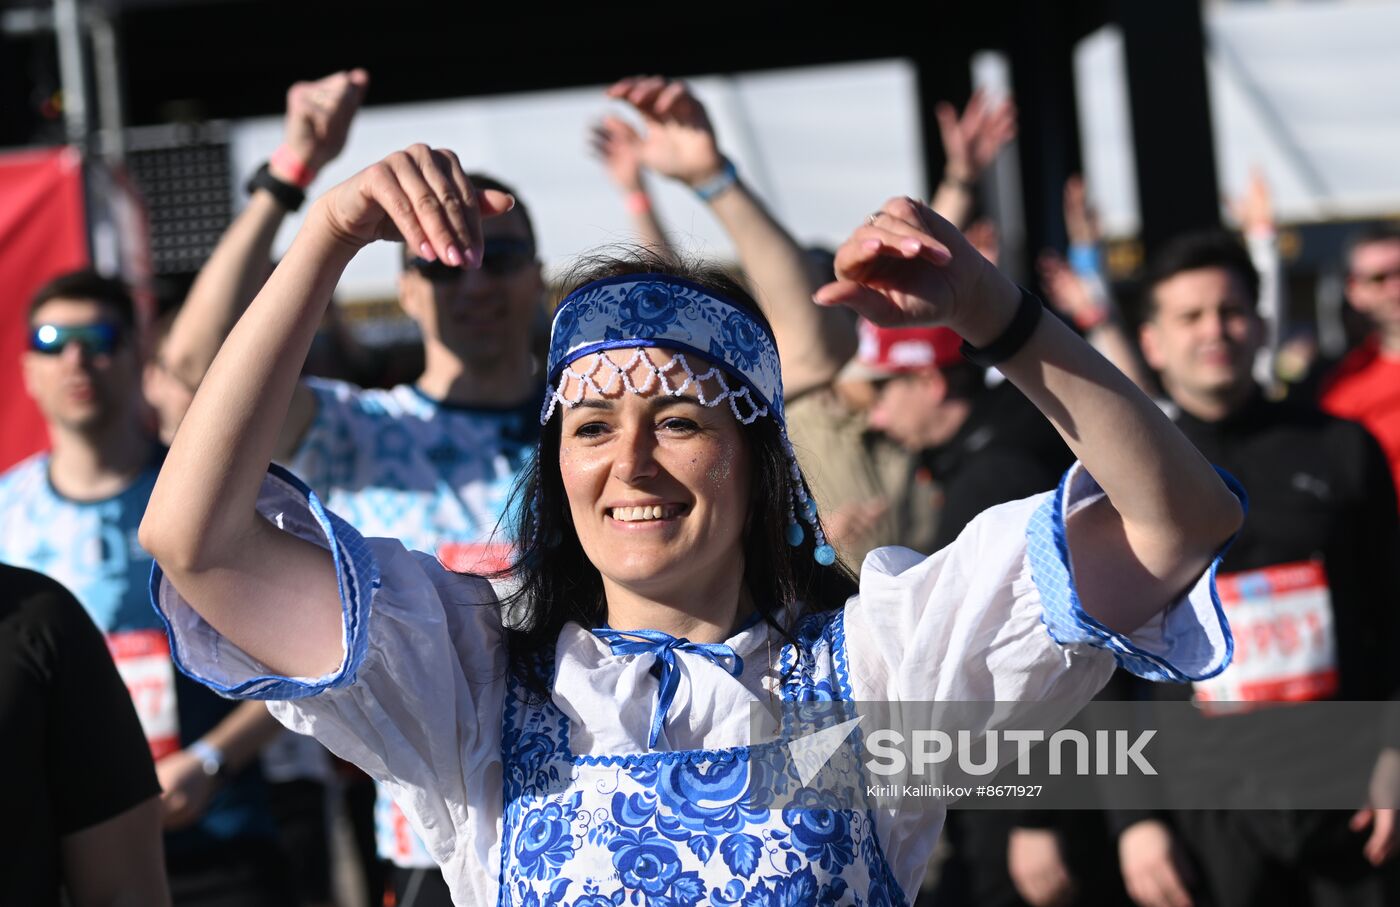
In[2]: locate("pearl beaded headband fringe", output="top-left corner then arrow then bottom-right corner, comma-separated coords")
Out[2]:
541,273 -> 837,565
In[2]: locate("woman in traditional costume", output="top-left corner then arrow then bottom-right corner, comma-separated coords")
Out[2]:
142,146 -> 1243,906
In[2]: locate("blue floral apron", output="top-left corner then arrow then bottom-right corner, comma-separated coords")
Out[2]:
497,610 -> 908,907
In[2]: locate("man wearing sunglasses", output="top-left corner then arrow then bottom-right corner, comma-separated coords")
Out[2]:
1321,225 -> 1400,499
0,270 -> 297,905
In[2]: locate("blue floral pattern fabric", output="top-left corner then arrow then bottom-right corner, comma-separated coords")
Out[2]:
545,274 -> 785,422
497,611 -> 907,907
151,462 -> 1240,905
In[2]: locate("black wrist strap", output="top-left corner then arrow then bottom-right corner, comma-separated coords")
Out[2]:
959,286 -> 1044,368
245,162 -> 305,212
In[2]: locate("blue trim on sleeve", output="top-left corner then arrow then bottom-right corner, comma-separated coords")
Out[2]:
148,462 -> 380,700
1028,464 -> 1246,682
829,609 -> 854,701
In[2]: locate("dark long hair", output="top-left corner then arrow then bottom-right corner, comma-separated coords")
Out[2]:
495,248 -> 858,698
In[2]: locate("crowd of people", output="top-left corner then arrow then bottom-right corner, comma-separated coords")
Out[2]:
2,64 -> 1398,907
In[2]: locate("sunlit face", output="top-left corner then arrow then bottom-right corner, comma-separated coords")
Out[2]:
398,208 -> 544,366
22,297 -> 140,433
1141,267 -> 1261,401
557,347 -> 751,600
867,370 -> 963,451
1348,238 -> 1400,328
868,373 -> 934,450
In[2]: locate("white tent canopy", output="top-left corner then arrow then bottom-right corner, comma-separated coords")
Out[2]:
1077,0 -> 1400,237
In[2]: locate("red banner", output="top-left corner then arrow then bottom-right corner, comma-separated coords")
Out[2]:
0,147 -> 89,471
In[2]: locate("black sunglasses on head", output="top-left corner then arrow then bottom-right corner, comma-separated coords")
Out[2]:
408,237 -> 535,282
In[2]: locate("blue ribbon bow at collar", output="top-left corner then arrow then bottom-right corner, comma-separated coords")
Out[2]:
592,627 -> 746,750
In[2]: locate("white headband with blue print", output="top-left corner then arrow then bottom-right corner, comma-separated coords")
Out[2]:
542,273 -> 837,566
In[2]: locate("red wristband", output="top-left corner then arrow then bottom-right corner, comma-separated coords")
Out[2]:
625,191 -> 652,216
269,146 -> 315,189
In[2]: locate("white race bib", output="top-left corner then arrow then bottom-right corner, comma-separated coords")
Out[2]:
107,629 -> 181,759
1193,560 -> 1338,715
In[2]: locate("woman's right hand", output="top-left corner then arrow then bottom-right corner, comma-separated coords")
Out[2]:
313,144 -> 516,267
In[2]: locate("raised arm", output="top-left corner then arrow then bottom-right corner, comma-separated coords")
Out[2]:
590,115 -> 673,254
814,197 -> 1243,634
1039,250 -> 1152,393
159,69 -> 367,454
1230,167 -> 1286,388
1039,176 -> 1155,393
608,76 -> 855,396
929,89 -> 1017,230
139,146 -> 512,677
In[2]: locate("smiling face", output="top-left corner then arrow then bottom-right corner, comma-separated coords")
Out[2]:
1141,266 -> 1262,406
556,347 -> 751,602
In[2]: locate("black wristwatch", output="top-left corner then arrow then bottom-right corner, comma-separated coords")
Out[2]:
245,162 -> 305,212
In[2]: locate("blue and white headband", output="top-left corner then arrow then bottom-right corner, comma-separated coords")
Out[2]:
541,273 -> 836,565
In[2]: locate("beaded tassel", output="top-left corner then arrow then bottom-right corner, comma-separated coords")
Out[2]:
780,431 -> 836,565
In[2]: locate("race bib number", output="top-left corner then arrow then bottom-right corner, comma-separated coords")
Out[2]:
375,792 -> 437,867
437,542 -> 514,575
1193,560 -> 1338,716
106,629 -> 181,759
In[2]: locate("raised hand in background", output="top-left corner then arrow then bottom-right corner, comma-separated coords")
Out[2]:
1039,175 -> 1153,392
274,68 -> 371,184
606,75 -> 856,396
589,114 -> 671,253
931,88 -> 1018,229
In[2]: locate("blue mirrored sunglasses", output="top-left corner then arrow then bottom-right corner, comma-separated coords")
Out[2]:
29,322 -> 125,356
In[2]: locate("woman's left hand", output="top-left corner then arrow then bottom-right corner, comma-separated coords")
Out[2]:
814,196 -> 1018,342
315,145 -> 514,265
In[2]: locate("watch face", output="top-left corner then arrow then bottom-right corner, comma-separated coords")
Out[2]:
189,742 -> 225,777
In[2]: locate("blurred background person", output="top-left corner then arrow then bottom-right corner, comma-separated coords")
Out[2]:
0,270 -> 294,906
1112,231 -> 1400,907
1320,225 -> 1400,498
1,563 -> 171,906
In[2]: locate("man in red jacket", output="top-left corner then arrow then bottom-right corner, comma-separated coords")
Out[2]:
1321,225 -> 1400,496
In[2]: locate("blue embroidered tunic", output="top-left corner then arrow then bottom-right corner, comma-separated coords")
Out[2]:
152,463 -> 1235,906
